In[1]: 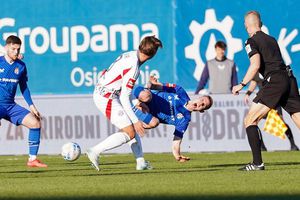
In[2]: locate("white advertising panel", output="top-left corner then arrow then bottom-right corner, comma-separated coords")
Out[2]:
0,94 -> 298,155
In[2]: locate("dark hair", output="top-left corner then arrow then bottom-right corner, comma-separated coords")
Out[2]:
203,95 -> 213,110
6,35 -> 22,45
139,36 -> 162,58
215,41 -> 227,50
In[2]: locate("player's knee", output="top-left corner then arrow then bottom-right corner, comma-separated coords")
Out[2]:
29,118 -> 41,129
129,133 -> 136,140
244,115 -> 257,128
126,130 -> 136,140
121,125 -> 136,139
22,114 -> 41,128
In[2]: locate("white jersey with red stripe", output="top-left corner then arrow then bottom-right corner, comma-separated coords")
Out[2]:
95,51 -> 141,124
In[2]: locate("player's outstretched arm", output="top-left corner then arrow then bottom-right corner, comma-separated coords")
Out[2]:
172,136 -> 190,162
147,75 -> 163,90
142,117 -> 159,129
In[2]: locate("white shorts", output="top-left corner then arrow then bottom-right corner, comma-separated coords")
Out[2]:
93,90 -> 132,129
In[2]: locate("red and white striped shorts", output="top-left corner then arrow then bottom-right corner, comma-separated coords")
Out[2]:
93,89 -> 132,129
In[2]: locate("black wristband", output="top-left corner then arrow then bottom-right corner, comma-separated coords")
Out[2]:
240,82 -> 247,87
246,91 -> 252,96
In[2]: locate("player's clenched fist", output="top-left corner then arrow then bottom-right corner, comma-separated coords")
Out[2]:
232,84 -> 243,95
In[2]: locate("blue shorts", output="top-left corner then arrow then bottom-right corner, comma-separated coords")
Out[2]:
133,106 -> 153,124
0,104 -> 30,126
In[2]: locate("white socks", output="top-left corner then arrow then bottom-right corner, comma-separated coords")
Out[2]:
128,134 -> 145,164
91,132 -> 130,155
29,155 -> 37,161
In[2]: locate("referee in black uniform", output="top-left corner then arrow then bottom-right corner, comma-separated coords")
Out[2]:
232,11 -> 300,171
245,73 -> 299,152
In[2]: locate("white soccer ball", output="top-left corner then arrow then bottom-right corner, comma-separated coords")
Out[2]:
61,142 -> 81,161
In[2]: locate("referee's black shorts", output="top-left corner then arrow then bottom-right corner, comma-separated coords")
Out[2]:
253,70 -> 300,115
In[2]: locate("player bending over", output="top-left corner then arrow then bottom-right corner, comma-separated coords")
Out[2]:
127,77 -> 212,168
86,36 -> 162,171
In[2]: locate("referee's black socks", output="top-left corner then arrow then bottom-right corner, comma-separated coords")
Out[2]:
285,124 -> 296,146
246,125 -> 263,165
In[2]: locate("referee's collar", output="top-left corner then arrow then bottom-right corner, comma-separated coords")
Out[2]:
215,56 -> 227,62
252,30 -> 262,37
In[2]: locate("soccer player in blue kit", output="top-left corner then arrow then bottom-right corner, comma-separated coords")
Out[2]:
0,35 -> 47,168
128,77 -> 213,167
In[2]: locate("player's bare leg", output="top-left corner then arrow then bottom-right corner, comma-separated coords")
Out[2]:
244,102 -> 270,127
291,112 -> 300,129
87,124 -> 136,171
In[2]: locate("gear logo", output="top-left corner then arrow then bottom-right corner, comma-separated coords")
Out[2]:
185,9 -> 243,80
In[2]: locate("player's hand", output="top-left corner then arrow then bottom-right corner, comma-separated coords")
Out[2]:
29,105 -> 41,121
134,121 -> 145,137
149,75 -> 158,84
146,75 -> 159,89
17,53 -> 24,60
176,155 -> 191,163
232,84 -> 243,95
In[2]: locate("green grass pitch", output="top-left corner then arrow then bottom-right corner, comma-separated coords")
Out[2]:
0,151 -> 300,200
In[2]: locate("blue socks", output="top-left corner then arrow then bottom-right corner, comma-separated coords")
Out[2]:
28,128 -> 41,157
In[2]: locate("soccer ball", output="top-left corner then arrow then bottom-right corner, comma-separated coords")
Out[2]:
61,142 -> 81,161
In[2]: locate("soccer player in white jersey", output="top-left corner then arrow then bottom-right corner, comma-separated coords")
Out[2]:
86,36 -> 162,171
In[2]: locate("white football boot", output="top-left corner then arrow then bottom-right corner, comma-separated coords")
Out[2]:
86,149 -> 100,171
136,160 -> 153,171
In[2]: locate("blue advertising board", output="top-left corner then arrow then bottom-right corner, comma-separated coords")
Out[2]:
177,0 -> 300,91
0,0 -> 174,94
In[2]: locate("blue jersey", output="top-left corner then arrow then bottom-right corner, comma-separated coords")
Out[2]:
135,84 -> 191,138
0,56 -> 32,105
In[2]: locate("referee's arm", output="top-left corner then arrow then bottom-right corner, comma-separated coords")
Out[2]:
232,54 -> 260,95
241,54 -> 260,86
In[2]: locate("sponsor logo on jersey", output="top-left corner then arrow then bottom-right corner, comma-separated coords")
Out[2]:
0,68 -> 4,73
176,113 -> 184,119
126,78 -> 136,89
14,67 -> 19,75
245,44 -> 252,54
217,64 -> 225,70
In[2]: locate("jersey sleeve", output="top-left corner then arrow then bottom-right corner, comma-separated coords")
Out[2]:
19,66 -> 33,106
245,38 -> 259,58
119,65 -> 140,124
133,106 -> 154,124
174,120 -> 189,138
